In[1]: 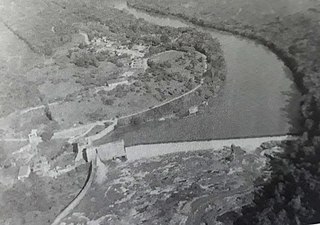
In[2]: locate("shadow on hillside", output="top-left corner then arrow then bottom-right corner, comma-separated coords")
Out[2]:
219,95 -> 320,225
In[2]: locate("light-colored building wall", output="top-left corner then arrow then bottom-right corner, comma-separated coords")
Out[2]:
96,139 -> 126,162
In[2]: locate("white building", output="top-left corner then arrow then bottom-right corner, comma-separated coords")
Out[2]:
75,139 -> 126,163
75,138 -> 92,162
189,106 -> 199,115
18,165 -> 31,181
28,129 -> 42,147
96,139 -> 126,162
107,79 -> 129,89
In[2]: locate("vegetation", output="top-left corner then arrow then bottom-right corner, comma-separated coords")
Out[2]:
0,1 -> 228,223
128,0 -> 320,223
69,49 -> 99,68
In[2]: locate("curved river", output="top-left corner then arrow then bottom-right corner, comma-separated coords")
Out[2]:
106,1 -> 301,146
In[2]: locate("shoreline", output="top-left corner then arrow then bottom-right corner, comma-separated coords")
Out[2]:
127,1 -> 306,96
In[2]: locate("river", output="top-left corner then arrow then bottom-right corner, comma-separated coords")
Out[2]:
106,0 -> 301,146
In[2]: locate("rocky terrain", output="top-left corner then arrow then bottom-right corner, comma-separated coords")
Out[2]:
61,144 -> 277,225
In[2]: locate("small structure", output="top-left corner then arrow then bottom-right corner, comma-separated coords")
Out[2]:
121,71 -> 134,78
75,138 -> 92,162
28,129 -> 42,146
189,106 -> 199,115
18,165 -> 31,181
130,58 -> 145,69
106,79 -> 129,89
96,139 -> 126,162
84,147 -> 97,163
75,139 -> 126,163
32,156 -> 50,176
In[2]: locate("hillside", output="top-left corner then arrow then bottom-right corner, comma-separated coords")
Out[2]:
0,1 -> 230,224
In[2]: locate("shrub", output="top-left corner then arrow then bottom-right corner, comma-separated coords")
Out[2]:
101,97 -> 114,105
130,117 -> 142,125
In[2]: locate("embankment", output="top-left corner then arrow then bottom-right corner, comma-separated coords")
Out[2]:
125,135 -> 298,161
127,1 -> 306,94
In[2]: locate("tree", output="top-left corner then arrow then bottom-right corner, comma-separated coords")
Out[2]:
101,97 -> 114,105
39,121 -> 58,142
44,104 -> 53,121
160,34 -> 170,43
130,117 -> 142,126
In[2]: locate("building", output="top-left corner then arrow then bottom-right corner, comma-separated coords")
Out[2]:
28,129 -> 42,148
18,165 -> 31,181
105,79 -> 129,89
96,139 -> 126,162
130,58 -> 146,69
75,138 -> 92,162
75,139 -> 126,163
189,106 -> 199,115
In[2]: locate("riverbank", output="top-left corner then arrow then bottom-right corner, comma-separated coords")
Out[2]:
127,0 -> 320,223
95,0 -> 302,146
128,1 -> 309,94
128,0 -> 319,130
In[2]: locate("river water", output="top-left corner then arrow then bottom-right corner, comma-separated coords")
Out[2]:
107,1 -> 301,145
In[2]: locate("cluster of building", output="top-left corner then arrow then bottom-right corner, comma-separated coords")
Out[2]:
17,125 -> 127,181
73,139 -> 126,164
17,129 -> 42,181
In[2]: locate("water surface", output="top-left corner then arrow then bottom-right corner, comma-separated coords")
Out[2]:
108,1 -> 301,145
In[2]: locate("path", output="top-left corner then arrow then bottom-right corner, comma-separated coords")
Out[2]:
0,138 -> 28,142
19,101 -> 63,115
53,119 -> 113,142
120,80 -> 203,120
